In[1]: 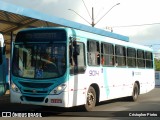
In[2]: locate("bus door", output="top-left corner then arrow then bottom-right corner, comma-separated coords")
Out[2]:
69,40 -> 86,105
0,36 -> 7,96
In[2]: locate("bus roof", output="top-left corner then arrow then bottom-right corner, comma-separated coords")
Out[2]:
17,27 -> 152,52
66,28 -> 152,51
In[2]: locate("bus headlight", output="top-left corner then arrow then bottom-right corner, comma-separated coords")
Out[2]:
11,83 -> 20,93
50,84 -> 66,95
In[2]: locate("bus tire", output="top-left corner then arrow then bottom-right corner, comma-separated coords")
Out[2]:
131,83 -> 139,101
84,86 -> 96,111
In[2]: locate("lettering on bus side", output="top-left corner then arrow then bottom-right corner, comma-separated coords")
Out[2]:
89,70 -> 99,76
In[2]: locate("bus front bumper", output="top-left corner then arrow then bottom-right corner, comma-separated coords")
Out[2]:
10,89 -> 69,107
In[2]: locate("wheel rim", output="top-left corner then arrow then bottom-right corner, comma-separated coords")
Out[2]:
87,92 -> 95,106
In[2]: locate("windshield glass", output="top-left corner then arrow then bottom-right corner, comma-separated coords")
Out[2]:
12,43 -> 66,79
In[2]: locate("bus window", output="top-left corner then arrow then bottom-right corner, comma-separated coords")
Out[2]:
145,51 -> 153,68
69,40 -> 80,66
127,47 -> 136,67
12,43 -> 66,79
115,45 -> 126,67
87,40 -> 100,66
137,49 -> 145,68
101,42 -> 114,66
70,41 -> 86,74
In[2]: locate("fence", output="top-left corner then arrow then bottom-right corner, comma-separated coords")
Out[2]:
155,71 -> 160,86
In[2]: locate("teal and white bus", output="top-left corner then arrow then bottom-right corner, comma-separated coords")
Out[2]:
0,33 -> 7,96
10,27 -> 155,111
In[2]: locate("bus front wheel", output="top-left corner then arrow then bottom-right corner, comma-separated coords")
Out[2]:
84,86 -> 96,111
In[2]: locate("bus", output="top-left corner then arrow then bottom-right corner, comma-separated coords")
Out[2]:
10,27 -> 155,111
0,33 -> 7,96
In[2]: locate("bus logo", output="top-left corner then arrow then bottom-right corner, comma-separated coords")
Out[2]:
32,90 -> 37,93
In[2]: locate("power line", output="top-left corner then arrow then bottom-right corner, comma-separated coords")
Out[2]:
82,0 -> 92,20
112,22 -> 160,28
69,2 -> 120,27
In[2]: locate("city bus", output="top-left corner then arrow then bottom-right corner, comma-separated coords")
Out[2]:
10,27 -> 155,111
0,33 -> 7,96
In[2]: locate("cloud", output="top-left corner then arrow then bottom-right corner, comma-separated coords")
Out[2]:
2,0 -> 160,50
130,25 -> 160,45
128,25 -> 160,51
41,0 -> 58,4
3,0 -> 82,20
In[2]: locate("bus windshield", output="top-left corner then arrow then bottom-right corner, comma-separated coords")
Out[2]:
12,43 -> 66,79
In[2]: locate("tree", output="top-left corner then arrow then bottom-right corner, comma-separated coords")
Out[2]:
154,58 -> 160,71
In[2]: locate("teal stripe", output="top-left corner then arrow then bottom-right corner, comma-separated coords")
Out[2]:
103,68 -> 110,97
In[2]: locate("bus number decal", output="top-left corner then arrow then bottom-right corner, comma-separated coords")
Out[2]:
89,70 -> 99,76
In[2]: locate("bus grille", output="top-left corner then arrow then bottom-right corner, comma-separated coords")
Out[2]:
24,96 -> 45,102
19,81 -> 52,88
23,90 -> 48,94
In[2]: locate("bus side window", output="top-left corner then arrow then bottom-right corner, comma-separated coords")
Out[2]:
87,40 -> 100,66
127,47 -> 136,67
115,45 -> 126,67
145,51 -> 153,68
101,42 -> 114,66
137,49 -> 145,68
70,41 -> 86,74
69,41 -> 80,66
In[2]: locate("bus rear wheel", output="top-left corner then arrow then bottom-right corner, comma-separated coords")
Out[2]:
130,83 -> 139,101
84,86 -> 96,111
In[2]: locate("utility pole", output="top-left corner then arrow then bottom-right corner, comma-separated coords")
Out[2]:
69,1 -> 120,27
92,7 -> 94,27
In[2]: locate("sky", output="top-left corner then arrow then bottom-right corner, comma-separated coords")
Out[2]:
2,0 -> 160,51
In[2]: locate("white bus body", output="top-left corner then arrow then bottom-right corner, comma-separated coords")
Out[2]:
10,28 -> 155,111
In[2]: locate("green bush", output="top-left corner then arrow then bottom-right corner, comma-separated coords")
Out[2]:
155,58 -> 160,71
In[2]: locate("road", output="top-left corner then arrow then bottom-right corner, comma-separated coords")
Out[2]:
0,87 -> 160,120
